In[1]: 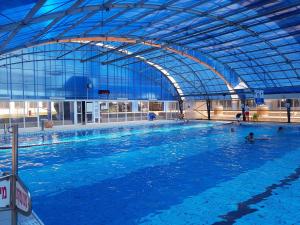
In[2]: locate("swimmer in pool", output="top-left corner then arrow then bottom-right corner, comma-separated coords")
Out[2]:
277,126 -> 284,132
245,132 -> 271,142
245,132 -> 254,141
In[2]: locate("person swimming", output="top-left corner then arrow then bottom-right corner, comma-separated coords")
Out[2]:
245,132 -> 271,142
245,132 -> 254,141
277,126 -> 284,132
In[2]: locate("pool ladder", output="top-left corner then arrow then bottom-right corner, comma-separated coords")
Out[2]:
3,123 -> 8,135
3,124 -> 13,137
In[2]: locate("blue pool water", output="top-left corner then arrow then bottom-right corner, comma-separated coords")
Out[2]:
1,121 -> 300,225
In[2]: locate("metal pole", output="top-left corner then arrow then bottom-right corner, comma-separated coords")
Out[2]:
206,99 -> 211,120
286,99 -> 291,123
11,124 -> 18,225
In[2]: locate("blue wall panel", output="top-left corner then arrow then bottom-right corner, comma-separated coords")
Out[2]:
0,43 -> 178,100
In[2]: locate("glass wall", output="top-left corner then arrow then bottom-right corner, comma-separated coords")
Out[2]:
77,102 -> 82,124
0,43 -> 178,101
25,101 -> 38,127
63,102 -> 75,125
184,98 -> 300,123
0,102 -> 9,129
149,101 -> 165,120
100,102 -> 109,123
0,100 -> 179,129
11,102 -> 25,128
52,102 -> 63,126
0,100 -> 76,128
109,102 -> 118,122
149,102 -> 164,111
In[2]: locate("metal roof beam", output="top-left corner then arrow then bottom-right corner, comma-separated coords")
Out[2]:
80,42 -> 138,62
231,60 -> 300,70
0,0 -> 46,50
119,51 -> 176,67
158,1 -> 299,45
82,8 -> 130,36
141,0 -> 242,41
102,46 -> 159,65
184,15 -> 300,50
56,11 -> 98,39
28,0 -> 85,44
215,42 -> 299,58
126,0 -> 210,35
206,29 -> 300,54
164,3 -> 281,41
56,41 -> 94,59
181,91 -> 251,98
80,0 -> 125,35
106,0 -> 180,34
170,54 -> 209,94
0,1 -> 297,34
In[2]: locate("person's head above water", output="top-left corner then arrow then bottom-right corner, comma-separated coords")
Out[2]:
246,132 -> 254,141
278,126 -> 284,132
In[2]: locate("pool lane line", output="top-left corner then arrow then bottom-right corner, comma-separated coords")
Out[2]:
0,131 -> 142,150
0,122 -> 220,150
0,141 -> 73,150
0,133 -> 148,150
213,166 -> 300,225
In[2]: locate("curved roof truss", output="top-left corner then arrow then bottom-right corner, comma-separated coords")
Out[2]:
0,0 -> 300,99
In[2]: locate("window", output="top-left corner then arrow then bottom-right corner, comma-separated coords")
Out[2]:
109,102 -> 118,113
138,101 -> 148,112
149,102 -> 164,111
0,102 -> 9,109
167,102 -> 178,111
100,102 -> 108,112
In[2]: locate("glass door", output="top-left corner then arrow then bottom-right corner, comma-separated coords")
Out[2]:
86,102 -> 93,123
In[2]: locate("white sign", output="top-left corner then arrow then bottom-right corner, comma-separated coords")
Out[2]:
16,178 -> 31,215
254,90 -> 264,99
254,90 -> 264,105
86,102 -> 93,113
0,178 -> 10,208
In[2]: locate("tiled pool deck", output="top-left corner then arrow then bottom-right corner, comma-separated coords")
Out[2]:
0,120 -> 183,135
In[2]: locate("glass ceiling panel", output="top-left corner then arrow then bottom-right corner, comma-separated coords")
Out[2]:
35,0 -> 75,17
0,0 -> 299,99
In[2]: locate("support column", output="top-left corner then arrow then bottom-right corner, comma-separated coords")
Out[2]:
178,99 -> 183,114
286,99 -> 291,123
74,101 -> 77,124
206,99 -> 211,120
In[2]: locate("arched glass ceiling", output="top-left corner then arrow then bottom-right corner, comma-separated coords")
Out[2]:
0,0 -> 300,99
80,40 -> 233,98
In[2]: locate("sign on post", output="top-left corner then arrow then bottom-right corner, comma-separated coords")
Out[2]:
254,90 -> 264,105
16,177 -> 32,216
0,175 -> 31,215
0,176 -> 10,208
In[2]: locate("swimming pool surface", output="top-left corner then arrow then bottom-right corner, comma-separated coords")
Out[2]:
0,121 -> 300,225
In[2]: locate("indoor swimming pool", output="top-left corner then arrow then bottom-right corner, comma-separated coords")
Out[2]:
0,121 -> 300,225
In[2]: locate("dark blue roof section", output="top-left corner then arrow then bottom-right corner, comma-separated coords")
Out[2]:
0,0 -> 300,99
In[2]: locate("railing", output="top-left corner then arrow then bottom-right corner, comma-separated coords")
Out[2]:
99,112 -> 179,123
186,109 -> 300,123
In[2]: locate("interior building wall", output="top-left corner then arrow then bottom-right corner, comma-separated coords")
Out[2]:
0,44 -> 179,101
